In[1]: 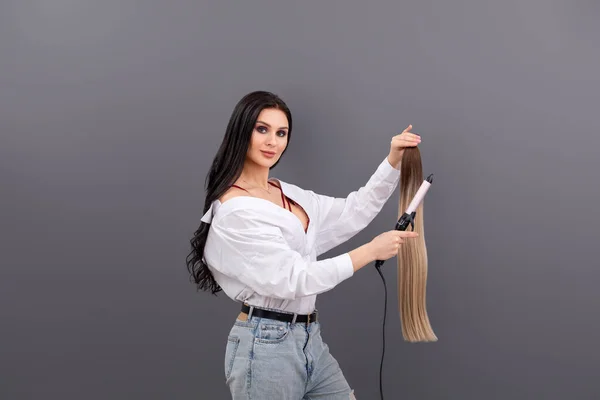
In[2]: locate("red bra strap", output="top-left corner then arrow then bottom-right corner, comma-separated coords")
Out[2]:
269,181 -> 291,211
232,181 -> 292,212
230,184 -> 250,193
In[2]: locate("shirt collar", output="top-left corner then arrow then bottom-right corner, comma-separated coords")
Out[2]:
201,202 -> 216,223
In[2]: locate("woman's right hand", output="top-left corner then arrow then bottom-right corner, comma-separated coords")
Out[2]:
369,230 -> 419,260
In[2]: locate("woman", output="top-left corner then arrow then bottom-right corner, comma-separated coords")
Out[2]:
187,90 -> 421,399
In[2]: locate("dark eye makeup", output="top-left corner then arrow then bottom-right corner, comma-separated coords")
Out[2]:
256,125 -> 287,136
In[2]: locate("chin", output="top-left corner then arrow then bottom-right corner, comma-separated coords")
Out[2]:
249,157 -> 276,168
262,159 -> 278,168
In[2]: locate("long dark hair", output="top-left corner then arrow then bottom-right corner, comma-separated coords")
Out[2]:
186,91 -> 293,294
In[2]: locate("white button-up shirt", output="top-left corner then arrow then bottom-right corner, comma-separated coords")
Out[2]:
201,157 -> 401,315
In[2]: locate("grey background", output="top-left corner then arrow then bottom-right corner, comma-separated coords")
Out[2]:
1,1 -> 599,399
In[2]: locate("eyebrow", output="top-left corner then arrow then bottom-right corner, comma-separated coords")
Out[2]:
256,120 -> 288,130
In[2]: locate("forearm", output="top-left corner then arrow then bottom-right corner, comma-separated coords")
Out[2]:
314,156 -> 402,256
348,243 -> 376,272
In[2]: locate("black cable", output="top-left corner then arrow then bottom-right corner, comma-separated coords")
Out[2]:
375,263 -> 387,400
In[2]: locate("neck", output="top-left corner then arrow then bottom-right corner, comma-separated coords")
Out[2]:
238,160 -> 270,190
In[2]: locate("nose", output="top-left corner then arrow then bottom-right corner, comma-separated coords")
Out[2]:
266,132 -> 277,146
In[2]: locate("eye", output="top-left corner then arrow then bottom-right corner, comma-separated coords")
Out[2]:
256,126 -> 267,133
277,130 -> 287,137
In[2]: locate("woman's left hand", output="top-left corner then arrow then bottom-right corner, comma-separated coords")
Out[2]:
388,124 -> 421,168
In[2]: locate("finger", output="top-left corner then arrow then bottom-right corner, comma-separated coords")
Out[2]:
396,138 -> 419,147
398,231 -> 419,237
394,133 -> 420,142
403,124 -> 413,133
401,132 -> 420,140
392,136 -> 420,145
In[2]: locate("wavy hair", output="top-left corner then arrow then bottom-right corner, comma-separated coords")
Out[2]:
186,91 -> 293,294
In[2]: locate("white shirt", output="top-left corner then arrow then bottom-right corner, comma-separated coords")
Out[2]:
201,156 -> 401,315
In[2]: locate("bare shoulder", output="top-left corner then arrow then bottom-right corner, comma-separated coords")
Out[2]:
219,185 -> 249,204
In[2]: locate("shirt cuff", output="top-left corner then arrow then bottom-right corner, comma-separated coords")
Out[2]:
334,253 -> 355,281
379,156 -> 402,183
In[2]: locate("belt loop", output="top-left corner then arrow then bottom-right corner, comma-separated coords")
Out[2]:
291,312 -> 297,324
247,305 -> 254,320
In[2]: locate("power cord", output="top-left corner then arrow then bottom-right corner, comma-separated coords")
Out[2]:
374,263 -> 387,400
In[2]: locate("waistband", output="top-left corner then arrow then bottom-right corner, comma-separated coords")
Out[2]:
241,303 -> 318,324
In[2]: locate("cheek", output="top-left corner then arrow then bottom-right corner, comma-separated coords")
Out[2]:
249,132 -> 260,149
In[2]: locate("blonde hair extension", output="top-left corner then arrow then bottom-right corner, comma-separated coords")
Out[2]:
397,146 -> 437,342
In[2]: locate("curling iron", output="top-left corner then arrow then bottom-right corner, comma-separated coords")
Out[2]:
375,173 -> 433,268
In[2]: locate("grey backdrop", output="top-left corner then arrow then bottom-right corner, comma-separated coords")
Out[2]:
1,1 -> 599,399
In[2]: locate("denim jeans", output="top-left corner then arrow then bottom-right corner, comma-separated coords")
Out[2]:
224,310 -> 356,399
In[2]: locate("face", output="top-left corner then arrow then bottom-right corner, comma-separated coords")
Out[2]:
247,108 -> 289,167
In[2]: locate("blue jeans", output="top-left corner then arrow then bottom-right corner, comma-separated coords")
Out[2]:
224,310 -> 356,399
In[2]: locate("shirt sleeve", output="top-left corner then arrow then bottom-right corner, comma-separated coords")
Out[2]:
204,210 -> 355,300
311,156 -> 401,256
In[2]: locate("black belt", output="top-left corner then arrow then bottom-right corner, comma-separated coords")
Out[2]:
241,303 -> 318,324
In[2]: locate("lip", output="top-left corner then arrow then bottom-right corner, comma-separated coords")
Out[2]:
261,151 -> 276,158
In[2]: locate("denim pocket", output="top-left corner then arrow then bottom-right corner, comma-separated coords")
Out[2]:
224,335 -> 240,380
254,321 -> 290,344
